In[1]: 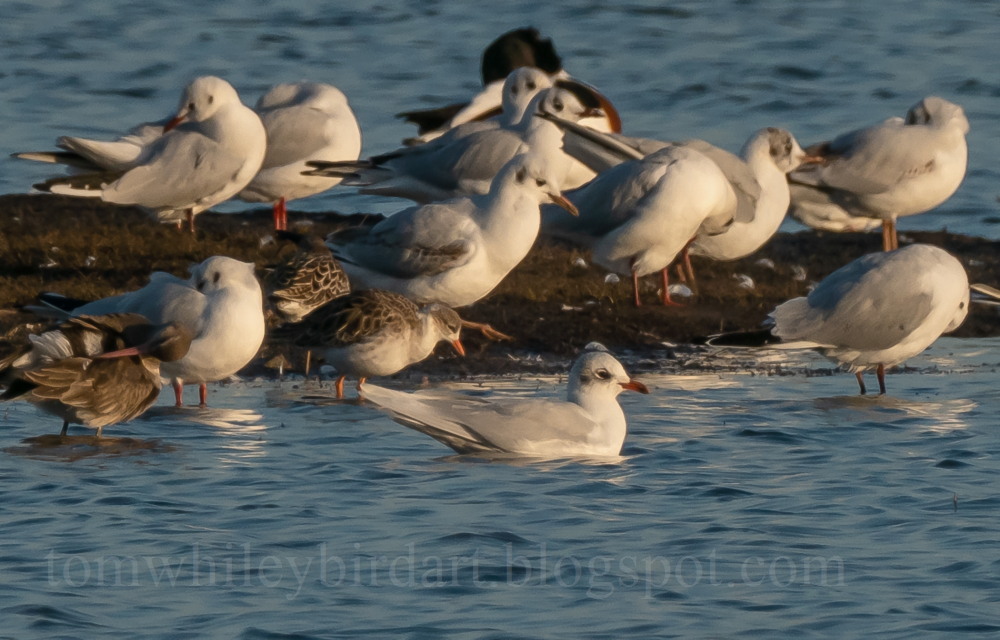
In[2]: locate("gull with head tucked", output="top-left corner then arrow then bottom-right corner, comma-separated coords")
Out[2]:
788,96 -> 969,250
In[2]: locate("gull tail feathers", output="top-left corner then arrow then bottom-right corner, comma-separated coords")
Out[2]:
362,384 -> 507,455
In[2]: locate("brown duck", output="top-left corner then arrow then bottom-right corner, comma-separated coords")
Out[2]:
1,313 -> 192,437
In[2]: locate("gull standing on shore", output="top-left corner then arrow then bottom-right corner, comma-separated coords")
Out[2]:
26,76 -> 266,233
238,81 -> 362,230
543,145 -> 737,305
306,69 -> 605,200
325,152 -> 578,308
788,96 -> 969,251
710,244 -> 985,395
37,256 -> 265,407
543,116 -> 814,274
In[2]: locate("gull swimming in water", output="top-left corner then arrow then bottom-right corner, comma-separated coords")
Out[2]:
325,152 -> 578,308
0,314 -> 192,437
24,76 -> 266,233
709,244 -> 989,395
36,256 -> 265,407
275,289 -> 465,398
788,96 -> 969,251
362,345 -> 649,458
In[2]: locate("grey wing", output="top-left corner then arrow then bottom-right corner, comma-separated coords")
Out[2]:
331,201 -> 477,278
103,130 -> 247,209
776,252 -> 934,349
678,139 -> 760,223
367,126 -> 490,191
363,385 -> 597,455
543,115 -> 647,172
801,119 -> 940,195
260,106 -> 336,167
74,273 -> 207,331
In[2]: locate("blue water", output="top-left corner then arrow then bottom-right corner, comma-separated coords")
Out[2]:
3,2 -> 1000,637
2,339 -> 999,638
2,0 -> 999,235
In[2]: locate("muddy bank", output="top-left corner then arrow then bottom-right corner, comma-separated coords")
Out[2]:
2,193 -> 999,378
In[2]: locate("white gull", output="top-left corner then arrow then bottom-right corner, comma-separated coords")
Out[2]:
28,76 -> 266,233
238,81 -> 362,230
325,152 -> 578,308
362,346 -> 649,458
45,256 -> 265,407
788,96 -> 969,250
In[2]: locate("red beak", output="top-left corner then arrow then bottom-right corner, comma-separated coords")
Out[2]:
451,339 -> 466,357
550,193 -> 579,216
620,379 -> 649,394
96,346 -> 144,359
163,114 -> 186,132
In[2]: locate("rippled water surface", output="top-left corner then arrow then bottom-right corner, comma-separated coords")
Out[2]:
3,2 -> 1000,637
2,338 -> 1000,638
2,0 -> 999,234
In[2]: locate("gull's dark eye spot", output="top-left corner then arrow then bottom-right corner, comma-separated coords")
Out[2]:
188,102 -> 196,111
212,271 -> 221,284
526,81 -> 536,91
515,168 -> 527,182
552,98 -> 564,112
959,301 -> 966,310
535,178 -> 546,187
208,95 -> 214,105
595,369 -> 612,380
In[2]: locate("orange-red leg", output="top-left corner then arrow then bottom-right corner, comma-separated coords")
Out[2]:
855,372 -> 867,395
199,383 -> 207,407
881,219 -> 898,251
876,363 -> 886,395
660,267 -> 685,307
173,380 -> 184,407
274,197 -> 288,231
631,270 -> 642,307
335,375 -> 346,399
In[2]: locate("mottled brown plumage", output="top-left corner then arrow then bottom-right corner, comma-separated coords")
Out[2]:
0,313 -> 192,436
274,289 -> 464,397
265,232 -> 350,323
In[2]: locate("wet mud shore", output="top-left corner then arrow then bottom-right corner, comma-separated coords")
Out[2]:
2,193 -> 999,380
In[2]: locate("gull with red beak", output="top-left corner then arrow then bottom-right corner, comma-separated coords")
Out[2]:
361,344 -> 649,458
325,152 -> 578,308
29,76 -> 266,233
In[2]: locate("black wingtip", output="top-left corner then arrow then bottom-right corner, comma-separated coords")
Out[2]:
698,329 -> 781,348
36,292 -> 90,312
